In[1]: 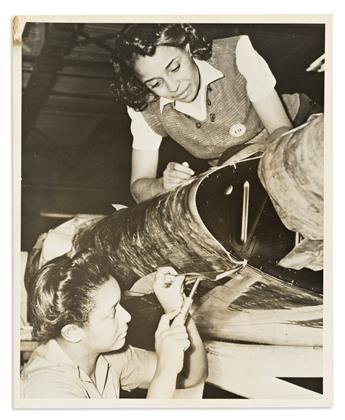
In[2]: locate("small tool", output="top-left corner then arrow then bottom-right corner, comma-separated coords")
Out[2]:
181,269 -> 235,284
177,277 -> 202,322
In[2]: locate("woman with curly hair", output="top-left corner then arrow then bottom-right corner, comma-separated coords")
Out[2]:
111,24 -> 317,203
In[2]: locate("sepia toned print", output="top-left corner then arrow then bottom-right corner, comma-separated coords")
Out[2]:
13,15 -> 332,408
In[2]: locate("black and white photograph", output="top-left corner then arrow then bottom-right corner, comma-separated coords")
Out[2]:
13,15 -> 331,408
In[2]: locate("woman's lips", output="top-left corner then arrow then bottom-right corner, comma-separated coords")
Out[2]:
175,86 -> 190,100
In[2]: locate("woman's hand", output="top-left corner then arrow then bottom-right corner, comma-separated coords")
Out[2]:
154,312 -> 190,376
153,267 -> 185,314
162,162 -> 194,191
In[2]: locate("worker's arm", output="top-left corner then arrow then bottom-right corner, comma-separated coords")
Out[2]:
153,268 -> 208,391
251,89 -> 293,134
235,36 -> 293,135
116,328 -> 187,399
130,149 -> 163,203
220,89 -> 292,166
131,149 -> 194,203
175,315 -> 208,390
146,312 -> 190,398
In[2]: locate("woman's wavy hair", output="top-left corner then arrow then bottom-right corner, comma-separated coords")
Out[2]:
111,24 -> 213,111
29,250 -> 110,343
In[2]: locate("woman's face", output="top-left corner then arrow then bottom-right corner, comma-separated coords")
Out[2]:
133,45 -> 200,103
81,277 -> 131,354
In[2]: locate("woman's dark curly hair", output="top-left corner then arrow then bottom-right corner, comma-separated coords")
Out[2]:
29,250 -> 111,343
111,24 -> 213,111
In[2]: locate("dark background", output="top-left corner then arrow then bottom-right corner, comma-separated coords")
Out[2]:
21,22 -> 325,251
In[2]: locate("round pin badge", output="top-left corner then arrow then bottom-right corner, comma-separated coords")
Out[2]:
229,123 -> 246,138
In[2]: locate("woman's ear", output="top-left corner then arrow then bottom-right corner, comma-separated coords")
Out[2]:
185,43 -> 191,54
61,324 -> 84,343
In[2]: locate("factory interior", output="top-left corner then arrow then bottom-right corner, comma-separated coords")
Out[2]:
19,22 -> 325,400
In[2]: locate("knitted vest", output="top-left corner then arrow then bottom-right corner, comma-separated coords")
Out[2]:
141,37 -> 299,159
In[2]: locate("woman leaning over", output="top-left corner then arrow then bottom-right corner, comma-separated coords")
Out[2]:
111,24 -> 319,203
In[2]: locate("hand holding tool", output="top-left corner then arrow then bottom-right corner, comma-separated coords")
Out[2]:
175,277 -> 202,324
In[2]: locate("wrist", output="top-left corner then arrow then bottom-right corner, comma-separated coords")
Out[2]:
272,125 -> 292,137
158,176 -> 168,192
162,305 -> 181,314
147,368 -> 177,399
155,359 -> 179,378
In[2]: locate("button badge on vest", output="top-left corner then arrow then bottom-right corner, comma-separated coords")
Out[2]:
229,123 -> 246,138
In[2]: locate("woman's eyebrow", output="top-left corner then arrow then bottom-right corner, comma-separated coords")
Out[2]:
144,77 -> 159,85
143,57 -> 179,84
102,301 -> 118,319
165,56 -> 178,70
105,300 -> 119,315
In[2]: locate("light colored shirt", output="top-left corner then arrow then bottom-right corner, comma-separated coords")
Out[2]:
21,339 -> 156,398
128,35 -> 276,151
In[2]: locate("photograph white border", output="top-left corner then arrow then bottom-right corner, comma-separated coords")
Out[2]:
13,15 -> 332,408
0,0 -> 345,420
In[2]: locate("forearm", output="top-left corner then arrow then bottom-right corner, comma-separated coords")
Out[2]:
131,177 -> 167,203
146,366 -> 178,399
252,89 -> 293,134
177,317 -> 208,388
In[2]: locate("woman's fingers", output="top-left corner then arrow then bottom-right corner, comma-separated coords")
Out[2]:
156,266 -> 178,279
167,162 -> 195,176
171,312 -> 185,327
154,266 -> 178,287
164,327 -> 190,351
163,161 -> 195,190
156,314 -> 187,338
153,268 -> 185,313
165,171 -> 193,182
